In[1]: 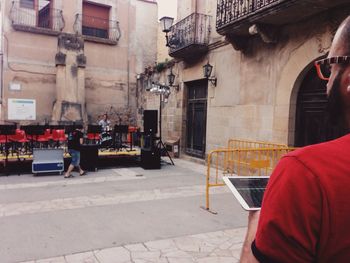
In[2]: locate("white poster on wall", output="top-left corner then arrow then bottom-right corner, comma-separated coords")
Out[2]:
8,98 -> 36,120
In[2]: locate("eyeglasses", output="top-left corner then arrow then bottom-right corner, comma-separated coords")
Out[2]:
314,56 -> 350,81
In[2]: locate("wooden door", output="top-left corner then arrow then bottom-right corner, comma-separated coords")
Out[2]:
186,80 -> 208,158
295,67 -> 345,147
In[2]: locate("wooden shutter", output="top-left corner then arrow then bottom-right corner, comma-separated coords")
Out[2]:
82,2 -> 110,30
20,0 -> 35,9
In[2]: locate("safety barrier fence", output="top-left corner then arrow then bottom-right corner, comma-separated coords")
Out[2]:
227,139 -> 287,149
205,147 -> 296,212
225,139 -> 287,173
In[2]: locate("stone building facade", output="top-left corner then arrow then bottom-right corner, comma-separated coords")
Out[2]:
1,0 -> 157,125
0,2 -> 3,120
143,0 -> 350,159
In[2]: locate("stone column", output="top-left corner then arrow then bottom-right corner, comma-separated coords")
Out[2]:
52,33 -> 87,123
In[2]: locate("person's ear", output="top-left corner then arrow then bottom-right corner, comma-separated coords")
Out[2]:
346,71 -> 350,94
346,70 -> 350,94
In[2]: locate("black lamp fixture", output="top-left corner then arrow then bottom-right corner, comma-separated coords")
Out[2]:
203,62 -> 217,87
159,16 -> 174,47
167,67 -> 179,91
167,68 -> 175,86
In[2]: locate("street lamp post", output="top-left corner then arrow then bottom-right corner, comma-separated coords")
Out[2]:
159,92 -> 162,140
150,83 -> 174,165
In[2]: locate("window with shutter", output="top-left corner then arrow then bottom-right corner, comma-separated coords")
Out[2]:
82,2 -> 110,39
20,0 -> 35,9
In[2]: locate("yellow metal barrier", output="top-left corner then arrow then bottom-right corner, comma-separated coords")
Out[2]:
227,139 -> 287,149
225,139 -> 288,173
205,147 -> 296,212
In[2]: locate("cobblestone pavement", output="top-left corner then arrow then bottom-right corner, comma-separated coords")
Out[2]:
0,183 -> 231,218
20,227 -> 246,263
0,159 -> 247,263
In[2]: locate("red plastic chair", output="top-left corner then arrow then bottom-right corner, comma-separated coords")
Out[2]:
128,126 -> 138,133
127,126 -> 138,143
87,133 -> 100,144
0,135 -> 6,143
36,129 -> 52,148
44,129 -> 53,140
9,129 -> 29,144
36,129 -> 52,141
52,129 -> 67,147
9,129 -> 29,154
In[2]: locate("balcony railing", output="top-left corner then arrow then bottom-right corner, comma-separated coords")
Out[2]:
216,0 -> 349,36
168,13 -> 211,59
74,14 -> 121,45
10,1 -> 64,34
216,0 -> 282,30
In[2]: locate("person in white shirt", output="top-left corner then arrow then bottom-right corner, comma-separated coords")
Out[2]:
98,113 -> 111,132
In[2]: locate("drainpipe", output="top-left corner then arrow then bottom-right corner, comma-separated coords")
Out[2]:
0,1 -> 3,107
0,53 -> 3,105
194,0 -> 198,42
127,0 -> 130,107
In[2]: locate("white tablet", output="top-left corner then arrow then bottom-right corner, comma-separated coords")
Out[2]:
223,176 -> 269,211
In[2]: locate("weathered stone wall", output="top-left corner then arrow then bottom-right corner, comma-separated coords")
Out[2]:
177,0 -> 194,20
1,0 -> 158,126
204,12 -> 341,152
132,0 -> 158,126
157,24 -> 171,64
0,1 -> 4,118
144,3 -> 350,158
2,17 -> 58,123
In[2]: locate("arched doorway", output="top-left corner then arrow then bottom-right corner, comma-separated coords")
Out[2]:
294,64 -> 345,147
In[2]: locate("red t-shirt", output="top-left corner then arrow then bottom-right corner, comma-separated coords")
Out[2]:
254,134 -> 350,262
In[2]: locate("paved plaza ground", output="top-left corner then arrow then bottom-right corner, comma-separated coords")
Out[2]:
0,158 -> 248,263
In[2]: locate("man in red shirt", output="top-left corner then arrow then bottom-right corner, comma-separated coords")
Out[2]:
240,16 -> 350,262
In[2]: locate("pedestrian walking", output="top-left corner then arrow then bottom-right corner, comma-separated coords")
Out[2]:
64,126 -> 86,178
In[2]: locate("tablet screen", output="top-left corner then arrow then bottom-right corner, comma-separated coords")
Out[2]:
225,177 -> 269,209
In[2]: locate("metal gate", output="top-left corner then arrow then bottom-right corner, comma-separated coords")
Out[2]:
186,80 -> 208,158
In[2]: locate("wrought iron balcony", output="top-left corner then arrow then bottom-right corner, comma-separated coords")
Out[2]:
74,14 -> 121,45
216,0 -> 349,36
10,1 -> 64,35
168,13 -> 211,59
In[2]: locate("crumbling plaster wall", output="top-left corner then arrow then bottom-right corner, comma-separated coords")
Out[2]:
2,0 -> 158,125
84,0 -> 134,125
86,0 -> 158,125
2,0 -> 57,123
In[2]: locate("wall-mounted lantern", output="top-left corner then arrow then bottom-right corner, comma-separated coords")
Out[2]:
167,67 -> 179,91
159,16 -> 174,47
203,62 -> 217,87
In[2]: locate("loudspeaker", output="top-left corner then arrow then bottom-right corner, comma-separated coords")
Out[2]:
114,125 -> 129,133
80,145 -> 99,171
141,134 -> 153,150
144,110 -> 158,134
141,149 -> 160,169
